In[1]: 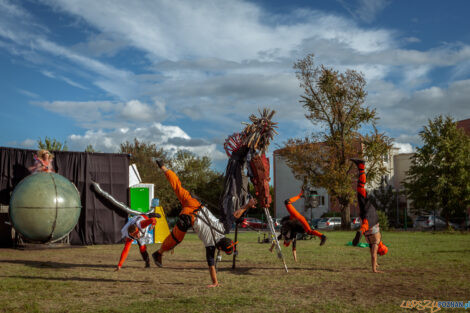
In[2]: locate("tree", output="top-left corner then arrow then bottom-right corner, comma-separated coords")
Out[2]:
120,139 -> 224,217
37,137 -> 68,151
85,145 -> 96,152
404,115 -> 470,224
172,150 -> 224,215
369,177 -> 397,225
279,54 -> 392,229
120,139 -> 175,214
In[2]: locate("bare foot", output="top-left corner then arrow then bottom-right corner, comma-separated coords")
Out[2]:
373,269 -> 384,273
207,283 -> 220,288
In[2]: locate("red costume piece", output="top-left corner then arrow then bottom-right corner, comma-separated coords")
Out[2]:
250,153 -> 271,208
117,216 -> 157,268
285,190 -> 324,238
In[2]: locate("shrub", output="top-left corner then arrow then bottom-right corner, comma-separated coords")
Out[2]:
377,210 -> 389,231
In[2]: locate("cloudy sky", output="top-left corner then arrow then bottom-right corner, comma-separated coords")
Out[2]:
1,0 -> 469,170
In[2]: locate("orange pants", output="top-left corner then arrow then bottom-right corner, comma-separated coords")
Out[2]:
160,170 -> 200,252
285,191 -> 323,238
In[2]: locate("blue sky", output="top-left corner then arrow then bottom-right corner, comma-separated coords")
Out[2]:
1,0 -> 469,170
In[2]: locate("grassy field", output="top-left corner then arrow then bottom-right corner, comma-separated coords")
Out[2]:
0,231 -> 469,313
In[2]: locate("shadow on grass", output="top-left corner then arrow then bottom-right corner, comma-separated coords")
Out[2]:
0,275 -> 149,283
433,249 -> 470,254
0,259 -> 113,269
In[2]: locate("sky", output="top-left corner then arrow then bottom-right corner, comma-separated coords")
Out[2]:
1,0 -> 469,171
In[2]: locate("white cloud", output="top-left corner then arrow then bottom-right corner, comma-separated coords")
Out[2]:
1,0 -> 470,165
120,99 -> 166,122
17,88 -> 40,98
372,79 -> 470,144
337,0 -> 390,24
393,142 -> 414,154
41,70 -> 88,90
33,99 -> 167,128
67,123 -> 227,160
19,138 -> 37,148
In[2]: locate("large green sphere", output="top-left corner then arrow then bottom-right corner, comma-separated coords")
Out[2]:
9,172 -> 81,243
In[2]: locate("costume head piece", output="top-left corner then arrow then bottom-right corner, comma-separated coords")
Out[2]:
217,237 -> 237,255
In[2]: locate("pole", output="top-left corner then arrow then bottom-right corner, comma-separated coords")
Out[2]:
232,223 -> 239,269
263,207 -> 288,273
396,191 -> 399,228
404,204 -> 407,231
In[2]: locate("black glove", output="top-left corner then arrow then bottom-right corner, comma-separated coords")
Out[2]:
352,231 -> 362,246
153,158 -> 164,168
148,212 -> 161,219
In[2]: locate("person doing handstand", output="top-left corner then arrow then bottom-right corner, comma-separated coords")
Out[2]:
284,189 -> 327,245
151,159 -> 257,287
270,216 -> 306,261
350,158 -> 388,273
115,213 -> 159,271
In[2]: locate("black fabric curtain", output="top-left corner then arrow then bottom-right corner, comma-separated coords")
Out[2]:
0,147 -> 129,245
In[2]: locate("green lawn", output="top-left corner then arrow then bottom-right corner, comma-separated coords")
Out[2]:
0,231 -> 469,313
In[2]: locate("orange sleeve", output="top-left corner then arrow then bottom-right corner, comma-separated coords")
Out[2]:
165,170 -> 200,208
117,238 -> 133,268
288,190 -> 303,204
359,219 -> 369,234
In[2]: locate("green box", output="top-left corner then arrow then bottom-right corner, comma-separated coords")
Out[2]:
130,187 -> 150,213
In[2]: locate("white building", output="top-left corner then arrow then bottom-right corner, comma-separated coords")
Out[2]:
273,150 -> 329,220
273,147 -> 413,219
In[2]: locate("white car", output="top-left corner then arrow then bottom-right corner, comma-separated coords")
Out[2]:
413,215 -> 458,230
317,217 -> 341,230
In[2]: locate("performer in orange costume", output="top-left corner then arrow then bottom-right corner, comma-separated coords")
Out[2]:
284,190 -> 327,245
152,159 -> 254,287
350,158 -> 388,273
152,163 -> 201,263
115,214 -> 158,271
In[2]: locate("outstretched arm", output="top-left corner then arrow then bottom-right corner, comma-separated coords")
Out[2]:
206,246 -> 219,287
233,198 -> 257,219
286,190 -> 304,205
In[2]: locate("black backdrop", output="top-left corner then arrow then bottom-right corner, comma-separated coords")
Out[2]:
0,147 -> 130,246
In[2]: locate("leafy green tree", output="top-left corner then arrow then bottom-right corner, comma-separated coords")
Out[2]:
370,178 -> 396,216
85,145 -> 96,152
404,115 -> 470,224
37,137 -> 68,151
120,139 -> 175,214
120,140 -> 223,217
172,150 -> 224,216
376,210 -> 390,231
279,54 -> 393,229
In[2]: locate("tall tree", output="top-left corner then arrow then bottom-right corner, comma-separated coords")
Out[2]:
120,140 -> 223,216
404,115 -> 470,223
279,54 -> 392,229
85,144 -> 96,152
120,139 -> 176,214
37,137 -> 68,151
369,177 -> 397,223
172,150 -> 224,214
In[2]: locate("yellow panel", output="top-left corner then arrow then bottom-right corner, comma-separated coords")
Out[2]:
153,206 -> 171,243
